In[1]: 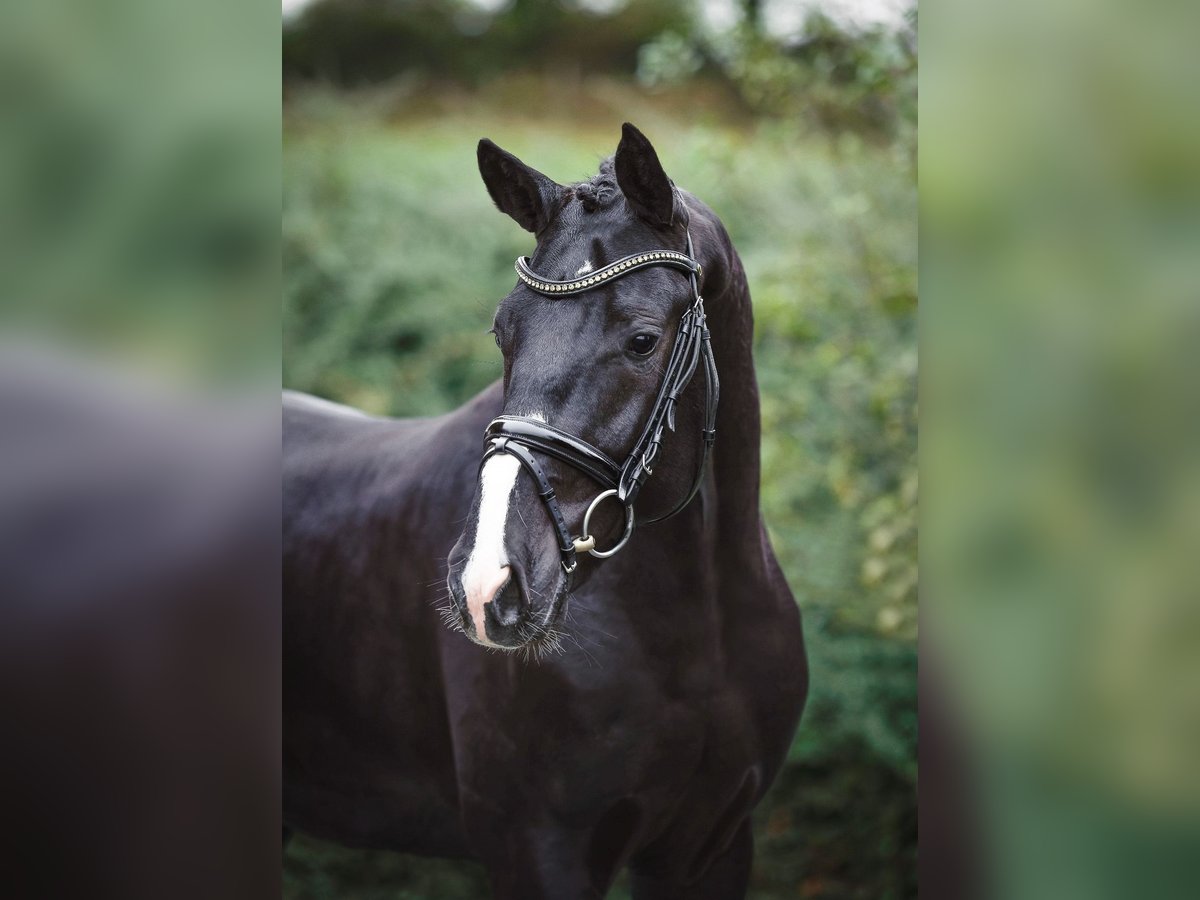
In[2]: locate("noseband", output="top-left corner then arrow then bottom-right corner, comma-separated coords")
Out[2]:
481,225 -> 719,575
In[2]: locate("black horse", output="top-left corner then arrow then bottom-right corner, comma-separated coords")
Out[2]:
283,124 -> 808,899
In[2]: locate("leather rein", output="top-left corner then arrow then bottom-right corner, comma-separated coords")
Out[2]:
481,226 -> 719,575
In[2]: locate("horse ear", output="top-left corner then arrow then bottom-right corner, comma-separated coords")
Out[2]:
614,122 -> 676,228
477,139 -> 561,234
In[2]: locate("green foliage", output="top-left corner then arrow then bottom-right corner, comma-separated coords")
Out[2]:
285,836 -> 490,899
285,1 -> 916,147
284,0 -> 692,85
283,81 -> 915,898
643,9 -> 918,145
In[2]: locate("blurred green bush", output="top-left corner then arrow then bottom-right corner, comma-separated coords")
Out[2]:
1,0 -> 279,384
284,0 -> 691,86
285,1 -> 916,147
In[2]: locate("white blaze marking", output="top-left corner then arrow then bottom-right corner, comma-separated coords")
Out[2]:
461,412 -> 545,644
576,261 -> 593,276
462,454 -> 518,644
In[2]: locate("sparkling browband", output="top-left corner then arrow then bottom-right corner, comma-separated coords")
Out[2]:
515,250 -> 701,296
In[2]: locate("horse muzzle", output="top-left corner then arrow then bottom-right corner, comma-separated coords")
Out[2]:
446,553 -> 567,651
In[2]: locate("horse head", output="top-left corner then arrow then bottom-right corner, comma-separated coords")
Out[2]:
445,124 -> 717,651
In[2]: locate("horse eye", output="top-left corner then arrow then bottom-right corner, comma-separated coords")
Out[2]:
490,328 -> 502,349
628,333 -> 659,356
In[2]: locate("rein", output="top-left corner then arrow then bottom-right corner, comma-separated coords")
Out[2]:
481,225 -> 719,575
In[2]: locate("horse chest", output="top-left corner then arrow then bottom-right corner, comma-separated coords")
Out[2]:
452,642 -> 769,827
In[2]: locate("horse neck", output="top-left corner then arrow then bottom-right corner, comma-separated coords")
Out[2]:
703,245 -> 763,552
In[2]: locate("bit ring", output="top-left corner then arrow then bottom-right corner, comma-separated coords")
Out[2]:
577,489 -> 635,559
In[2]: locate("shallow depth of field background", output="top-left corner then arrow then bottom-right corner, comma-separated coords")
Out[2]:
282,1 -> 917,897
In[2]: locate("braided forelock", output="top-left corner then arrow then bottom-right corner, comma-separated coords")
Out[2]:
572,158 -> 618,213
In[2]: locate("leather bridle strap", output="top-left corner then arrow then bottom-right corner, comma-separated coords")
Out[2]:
484,417 -> 621,491
481,437 -> 585,573
618,229 -> 719,521
484,220 -> 719,574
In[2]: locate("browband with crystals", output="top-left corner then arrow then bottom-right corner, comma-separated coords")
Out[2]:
515,250 -> 701,296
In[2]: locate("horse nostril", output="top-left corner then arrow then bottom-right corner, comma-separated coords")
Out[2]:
487,577 -> 524,628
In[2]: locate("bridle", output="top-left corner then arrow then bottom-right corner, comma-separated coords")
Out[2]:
481,219 -> 719,575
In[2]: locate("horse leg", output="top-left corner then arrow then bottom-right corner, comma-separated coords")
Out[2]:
474,822 -> 632,900
481,847 -> 601,900
629,821 -> 754,900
